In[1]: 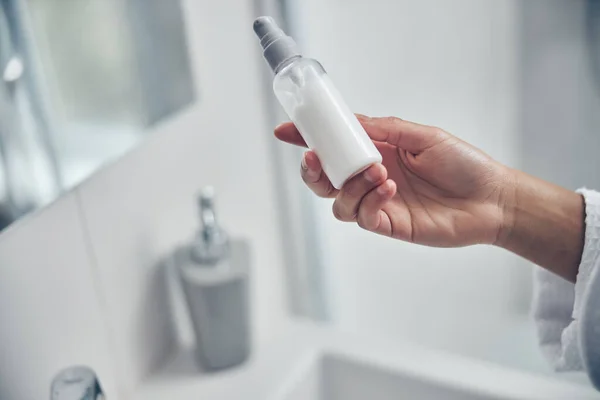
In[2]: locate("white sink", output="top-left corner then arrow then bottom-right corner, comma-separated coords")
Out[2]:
280,353 -> 506,400
136,322 -> 600,400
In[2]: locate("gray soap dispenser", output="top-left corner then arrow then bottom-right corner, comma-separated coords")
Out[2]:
178,186 -> 251,371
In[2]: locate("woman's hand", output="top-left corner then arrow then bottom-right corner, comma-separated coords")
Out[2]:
275,115 -> 514,247
276,114 -> 586,282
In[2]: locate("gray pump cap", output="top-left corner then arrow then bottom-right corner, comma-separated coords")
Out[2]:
253,16 -> 301,73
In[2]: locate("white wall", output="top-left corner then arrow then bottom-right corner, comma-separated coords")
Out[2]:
0,0 -> 289,398
0,194 -> 119,400
520,0 -> 600,191
292,0 -> 540,366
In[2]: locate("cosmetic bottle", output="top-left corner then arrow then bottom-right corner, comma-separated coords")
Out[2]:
253,16 -> 382,189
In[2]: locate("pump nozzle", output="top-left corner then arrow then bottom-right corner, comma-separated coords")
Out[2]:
191,186 -> 229,265
253,16 -> 301,73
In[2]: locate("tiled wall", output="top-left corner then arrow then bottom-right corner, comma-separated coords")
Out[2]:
0,0 -> 289,398
0,194 -> 119,399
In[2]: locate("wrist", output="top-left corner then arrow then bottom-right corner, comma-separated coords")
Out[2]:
494,166 -> 519,249
492,167 -> 585,282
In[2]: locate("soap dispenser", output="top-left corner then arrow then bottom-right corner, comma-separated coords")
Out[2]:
178,186 -> 251,371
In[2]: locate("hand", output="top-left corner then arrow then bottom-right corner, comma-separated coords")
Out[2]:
275,115 -> 514,247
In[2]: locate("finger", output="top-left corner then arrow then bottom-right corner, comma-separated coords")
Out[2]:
301,151 -> 338,198
357,179 -> 397,235
275,116 -> 445,154
275,122 -> 307,147
356,114 -> 445,154
332,163 -> 387,222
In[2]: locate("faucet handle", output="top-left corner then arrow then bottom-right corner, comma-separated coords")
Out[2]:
50,366 -> 103,400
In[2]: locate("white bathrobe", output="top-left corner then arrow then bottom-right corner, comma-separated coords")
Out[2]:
534,189 -> 600,389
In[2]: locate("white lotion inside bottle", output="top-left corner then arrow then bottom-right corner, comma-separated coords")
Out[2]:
253,17 -> 382,189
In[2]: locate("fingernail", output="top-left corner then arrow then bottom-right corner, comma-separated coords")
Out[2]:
301,155 -> 308,171
364,165 -> 381,183
302,155 -> 320,180
275,121 -> 288,130
306,166 -> 319,180
377,182 -> 390,195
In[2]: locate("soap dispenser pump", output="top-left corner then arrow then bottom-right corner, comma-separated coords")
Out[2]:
192,187 -> 230,265
178,187 -> 251,371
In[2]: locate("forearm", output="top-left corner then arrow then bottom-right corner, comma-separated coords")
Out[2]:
497,169 -> 585,283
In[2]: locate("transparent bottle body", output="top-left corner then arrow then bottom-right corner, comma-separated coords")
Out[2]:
273,58 -> 382,189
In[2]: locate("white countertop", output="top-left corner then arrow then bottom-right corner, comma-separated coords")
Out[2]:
135,320 -> 600,400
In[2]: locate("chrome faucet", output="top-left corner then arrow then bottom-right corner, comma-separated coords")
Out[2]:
50,366 -> 104,400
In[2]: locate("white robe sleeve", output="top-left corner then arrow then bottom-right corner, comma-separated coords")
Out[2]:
533,188 -> 600,386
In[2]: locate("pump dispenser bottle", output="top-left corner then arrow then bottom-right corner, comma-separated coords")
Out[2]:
177,187 -> 250,371
253,16 -> 382,189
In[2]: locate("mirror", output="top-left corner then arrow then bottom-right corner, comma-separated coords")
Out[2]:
0,0 -> 195,230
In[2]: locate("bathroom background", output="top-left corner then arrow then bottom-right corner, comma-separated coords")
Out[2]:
0,0 -> 599,399
293,0 -> 600,370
